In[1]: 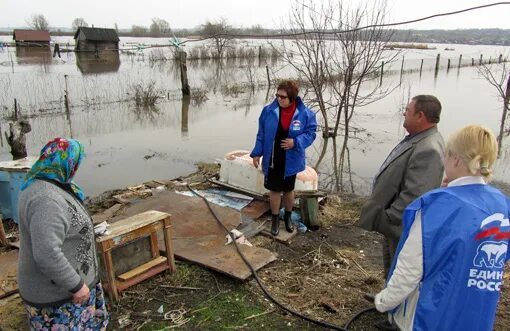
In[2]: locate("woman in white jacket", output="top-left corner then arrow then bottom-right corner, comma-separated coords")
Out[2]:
374,125 -> 510,331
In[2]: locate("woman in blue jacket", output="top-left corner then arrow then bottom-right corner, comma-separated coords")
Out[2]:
250,80 -> 317,236
375,125 -> 509,330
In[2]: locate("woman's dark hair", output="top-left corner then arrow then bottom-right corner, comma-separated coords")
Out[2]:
277,80 -> 299,102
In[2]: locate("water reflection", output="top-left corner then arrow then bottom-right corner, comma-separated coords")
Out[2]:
315,135 -> 357,194
75,53 -> 120,75
181,96 -> 190,138
15,46 -> 52,65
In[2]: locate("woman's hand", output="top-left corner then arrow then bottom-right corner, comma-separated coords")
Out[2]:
252,156 -> 261,168
280,138 -> 294,150
72,283 -> 90,304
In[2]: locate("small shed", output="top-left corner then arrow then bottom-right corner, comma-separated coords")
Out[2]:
74,27 -> 119,53
12,29 -> 50,47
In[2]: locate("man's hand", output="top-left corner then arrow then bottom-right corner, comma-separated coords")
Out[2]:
252,156 -> 261,168
280,138 -> 294,150
72,283 -> 90,305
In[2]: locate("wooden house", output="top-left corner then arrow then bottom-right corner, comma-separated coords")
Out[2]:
74,27 -> 119,53
12,29 -> 50,47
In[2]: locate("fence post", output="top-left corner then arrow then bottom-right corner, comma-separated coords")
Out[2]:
14,98 -> 18,121
399,56 -> 404,85
64,75 -> 70,114
447,59 -> 451,72
479,54 -> 483,65
472,58 -> 475,66
434,53 -> 440,75
419,59 -> 423,77
179,51 -> 190,96
266,65 -> 271,87
458,54 -> 462,68
380,61 -> 384,85
499,54 -> 503,63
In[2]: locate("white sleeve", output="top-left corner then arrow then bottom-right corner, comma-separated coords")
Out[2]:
374,210 -> 423,312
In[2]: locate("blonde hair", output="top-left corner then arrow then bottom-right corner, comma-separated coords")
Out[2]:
446,125 -> 498,181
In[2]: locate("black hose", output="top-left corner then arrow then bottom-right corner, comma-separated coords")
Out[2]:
187,184 -> 351,330
343,307 -> 377,329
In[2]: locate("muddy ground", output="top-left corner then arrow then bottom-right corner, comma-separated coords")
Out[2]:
1,168 -> 509,330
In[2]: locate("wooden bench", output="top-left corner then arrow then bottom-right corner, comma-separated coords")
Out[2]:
96,210 -> 176,301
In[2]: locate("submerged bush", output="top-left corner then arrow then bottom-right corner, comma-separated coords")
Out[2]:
129,81 -> 161,107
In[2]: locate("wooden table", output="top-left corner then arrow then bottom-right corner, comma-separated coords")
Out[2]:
96,210 -> 176,301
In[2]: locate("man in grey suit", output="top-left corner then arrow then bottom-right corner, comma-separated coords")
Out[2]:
358,95 -> 445,277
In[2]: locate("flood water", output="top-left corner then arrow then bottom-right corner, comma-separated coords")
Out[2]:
1,36 -> 509,197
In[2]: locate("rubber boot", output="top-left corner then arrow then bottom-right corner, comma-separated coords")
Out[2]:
271,214 -> 279,236
284,210 -> 294,232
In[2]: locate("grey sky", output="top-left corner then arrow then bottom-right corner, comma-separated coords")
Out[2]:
1,0 -> 509,30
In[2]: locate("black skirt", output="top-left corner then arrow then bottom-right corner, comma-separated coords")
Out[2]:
263,108 -> 297,192
264,168 -> 296,192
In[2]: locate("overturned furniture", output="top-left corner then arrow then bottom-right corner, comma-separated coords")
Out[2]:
96,210 -> 176,301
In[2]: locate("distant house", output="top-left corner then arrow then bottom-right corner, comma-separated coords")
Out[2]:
74,27 -> 119,53
12,29 -> 50,47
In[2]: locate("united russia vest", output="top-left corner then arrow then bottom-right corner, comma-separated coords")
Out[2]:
389,184 -> 510,331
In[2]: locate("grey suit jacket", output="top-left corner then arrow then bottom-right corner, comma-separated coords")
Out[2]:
358,126 -> 445,239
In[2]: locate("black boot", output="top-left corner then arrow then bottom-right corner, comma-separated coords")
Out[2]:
271,214 -> 279,236
284,210 -> 294,232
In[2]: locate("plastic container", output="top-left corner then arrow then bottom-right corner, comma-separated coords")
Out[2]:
219,150 -> 318,195
0,157 -> 36,223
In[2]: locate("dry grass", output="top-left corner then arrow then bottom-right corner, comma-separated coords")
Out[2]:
319,195 -> 366,227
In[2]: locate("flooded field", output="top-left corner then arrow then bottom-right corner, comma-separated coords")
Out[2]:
1,36 -> 509,197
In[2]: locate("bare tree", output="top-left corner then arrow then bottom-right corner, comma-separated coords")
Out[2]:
72,17 -> 88,31
27,14 -> 50,31
150,17 -> 170,36
131,25 -> 148,36
278,0 -> 396,136
477,61 -> 510,157
200,18 -> 232,58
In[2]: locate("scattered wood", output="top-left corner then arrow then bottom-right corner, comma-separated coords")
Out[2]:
320,299 -> 339,313
159,285 -> 203,290
0,217 -> 7,247
244,309 -> 275,320
113,189 -> 152,204
8,241 -> 20,249
117,256 -> 168,281
91,203 -> 123,225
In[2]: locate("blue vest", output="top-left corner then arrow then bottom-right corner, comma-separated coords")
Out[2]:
389,184 -> 510,331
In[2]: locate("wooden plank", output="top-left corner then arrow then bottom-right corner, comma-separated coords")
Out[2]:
97,210 -> 170,242
8,241 -> 20,249
116,263 -> 170,291
149,232 -> 160,257
241,199 -> 270,220
0,250 -> 19,298
0,216 -> 7,247
109,222 -> 163,248
164,236 -> 277,280
117,256 -> 167,281
91,204 -> 123,225
114,191 -> 274,280
261,221 -> 298,244
102,250 -> 118,301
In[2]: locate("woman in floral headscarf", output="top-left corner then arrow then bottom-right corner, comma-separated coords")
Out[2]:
17,138 -> 109,331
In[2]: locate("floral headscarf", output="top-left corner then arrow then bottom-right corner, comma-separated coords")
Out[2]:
21,138 -> 85,201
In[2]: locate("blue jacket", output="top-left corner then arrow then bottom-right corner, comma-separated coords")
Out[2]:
250,97 -> 317,177
390,184 -> 510,331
